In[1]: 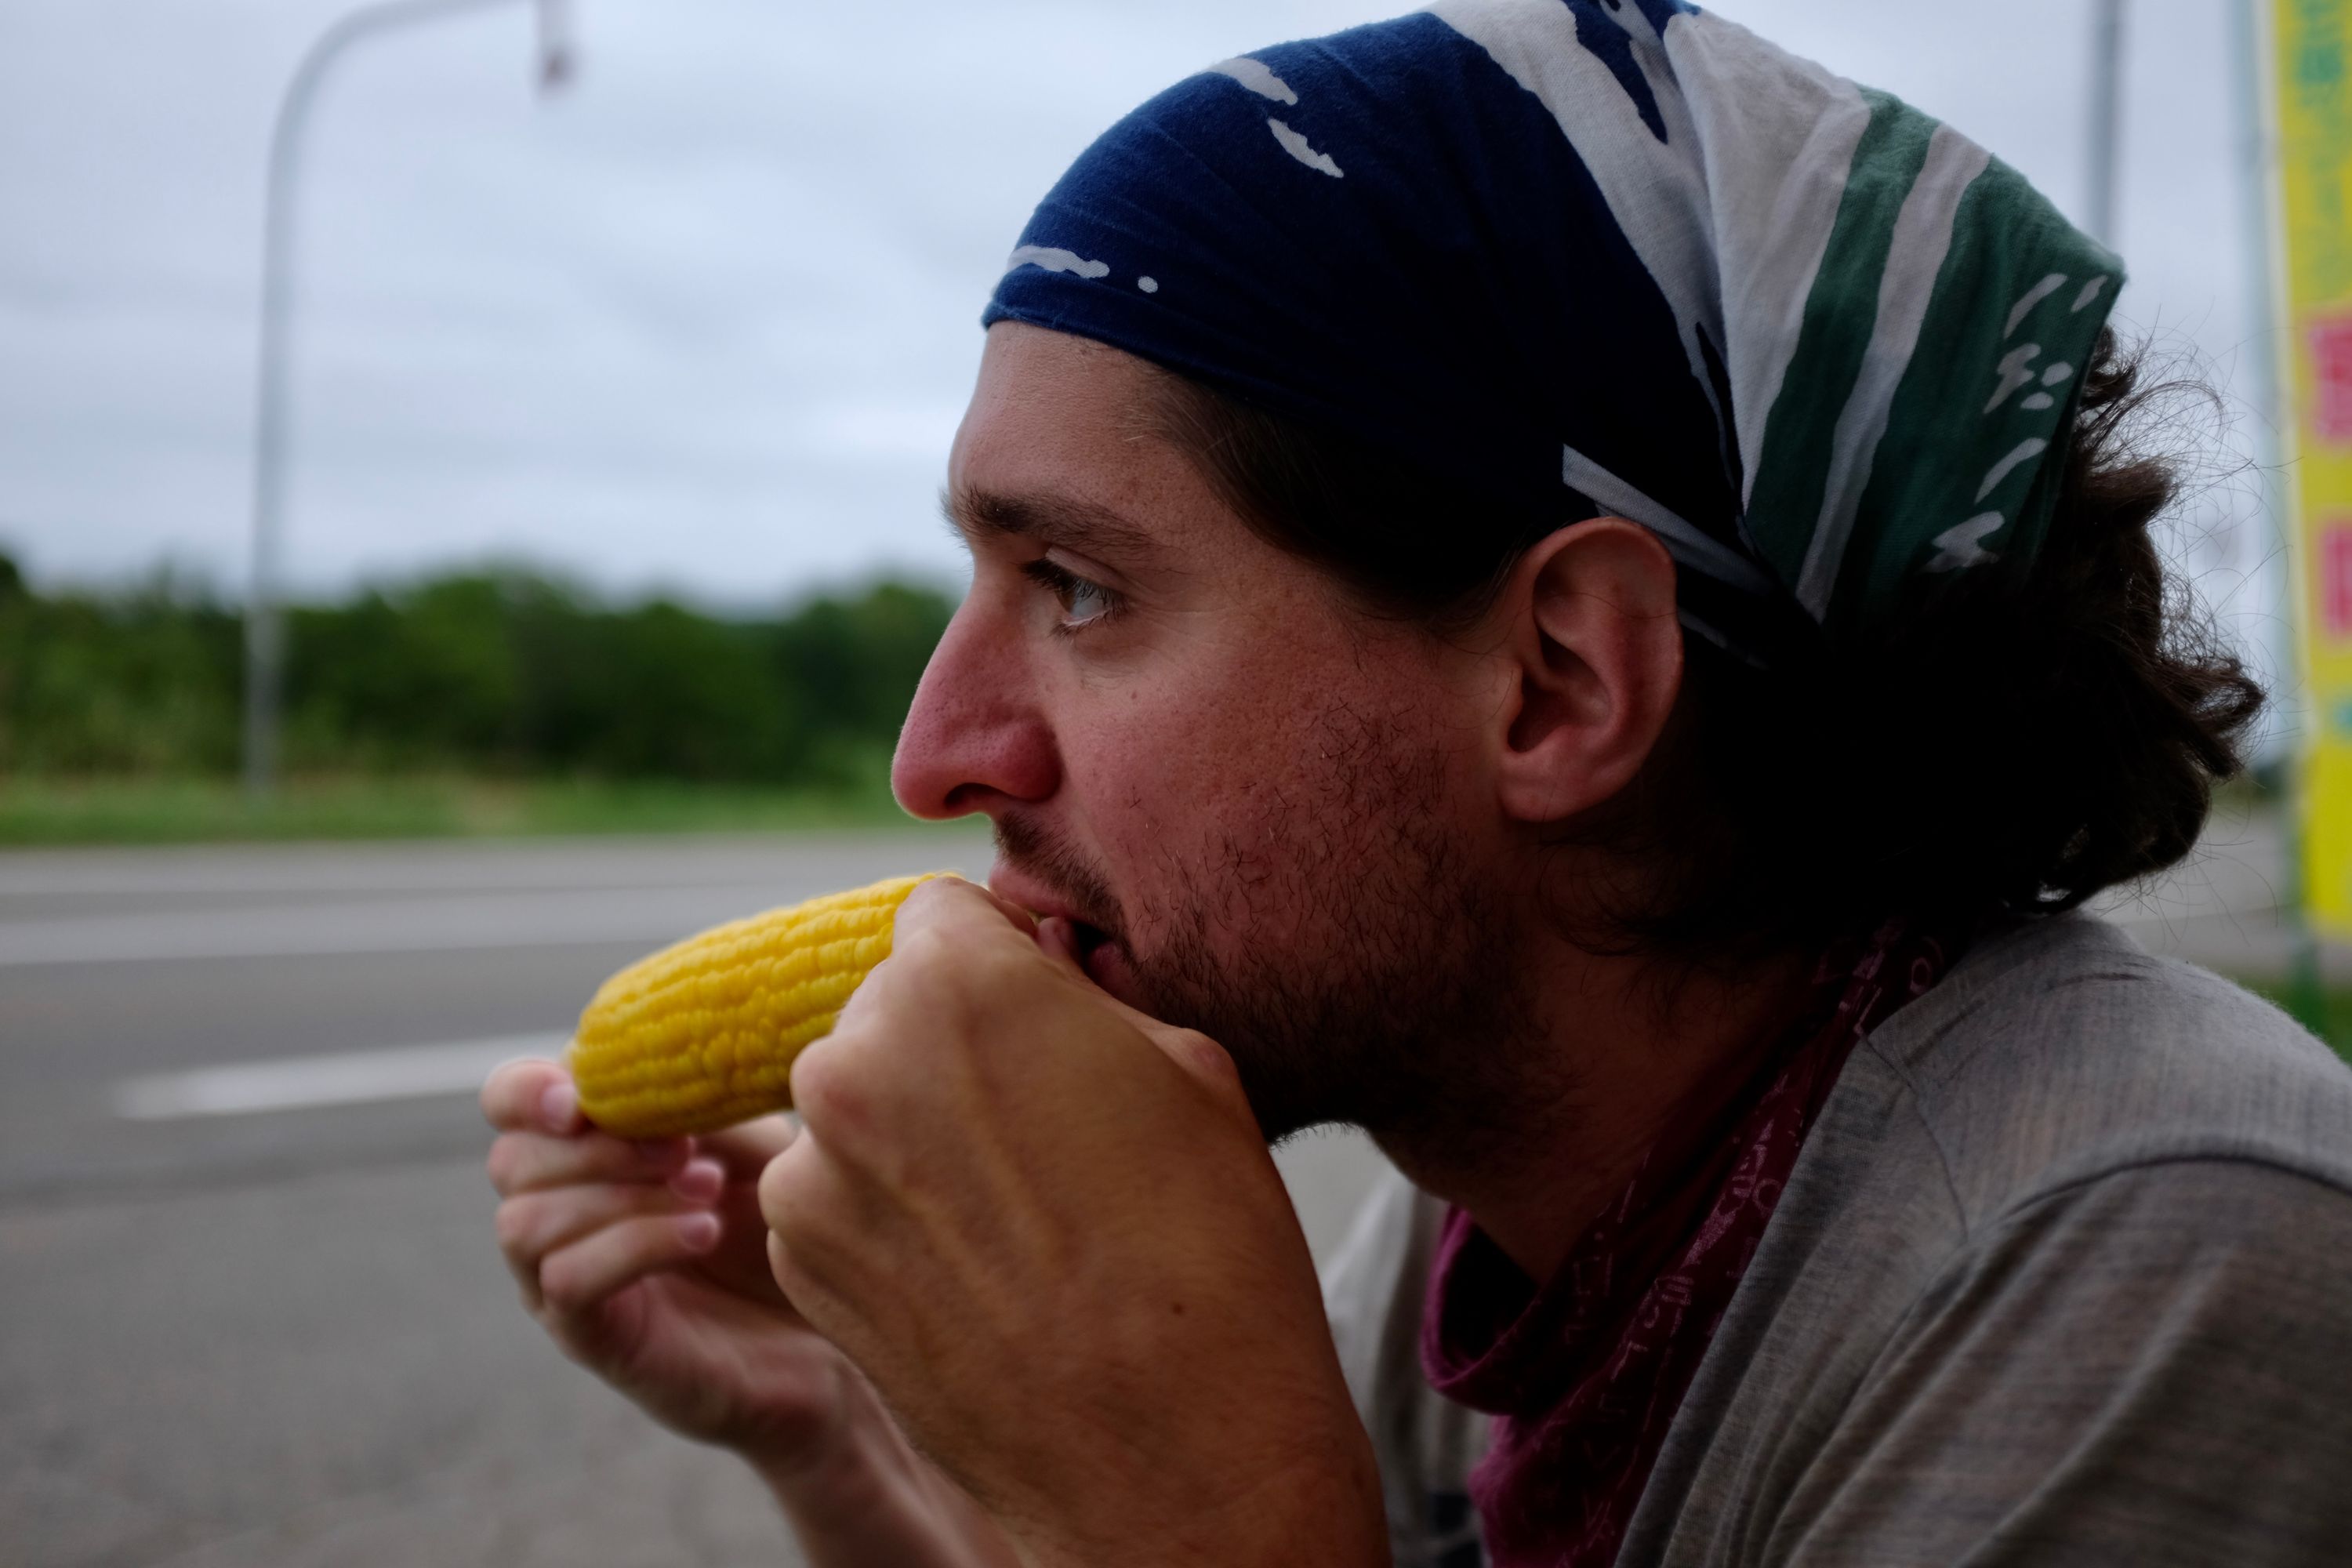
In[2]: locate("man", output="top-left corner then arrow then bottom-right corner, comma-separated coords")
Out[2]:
483,3 -> 2352,1564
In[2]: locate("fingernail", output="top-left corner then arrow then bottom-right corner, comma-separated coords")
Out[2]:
677,1212 -> 720,1251
539,1082 -> 577,1132
669,1158 -> 724,1200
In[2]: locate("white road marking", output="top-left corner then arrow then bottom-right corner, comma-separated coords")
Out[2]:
111,1033 -> 570,1120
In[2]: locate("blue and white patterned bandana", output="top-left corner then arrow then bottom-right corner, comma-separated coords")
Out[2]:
981,0 -> 2122,659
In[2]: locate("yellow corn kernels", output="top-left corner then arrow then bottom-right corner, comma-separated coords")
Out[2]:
568,873 -> 946,1138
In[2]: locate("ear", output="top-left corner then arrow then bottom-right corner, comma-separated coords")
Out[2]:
1488,517 -> 1682,826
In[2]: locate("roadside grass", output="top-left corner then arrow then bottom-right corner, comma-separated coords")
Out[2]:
0,773 -> 924,846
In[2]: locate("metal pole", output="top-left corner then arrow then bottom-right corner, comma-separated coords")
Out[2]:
2085,0 -> 2127,246
243,0 -> 570,799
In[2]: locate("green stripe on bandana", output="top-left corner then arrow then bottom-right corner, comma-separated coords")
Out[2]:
1744,90 -> 1935,593
1835,156 -> 2122,634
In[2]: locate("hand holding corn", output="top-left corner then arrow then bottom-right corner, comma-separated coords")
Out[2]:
568,873 -> 948,1138
753,876 -> 1387,1566
481,1047 -> 1025,1564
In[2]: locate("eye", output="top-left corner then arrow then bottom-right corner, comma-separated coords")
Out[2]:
1020,558 -> 1124,634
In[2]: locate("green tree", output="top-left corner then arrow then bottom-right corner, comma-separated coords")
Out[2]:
0,559 -> 959,787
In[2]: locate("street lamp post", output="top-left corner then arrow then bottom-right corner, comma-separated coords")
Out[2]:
242,0 -> 572,800
2085,0 -> 2127,247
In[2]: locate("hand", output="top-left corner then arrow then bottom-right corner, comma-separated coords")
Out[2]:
482,1060 -> 862,1475
757,877 -> 1388,1568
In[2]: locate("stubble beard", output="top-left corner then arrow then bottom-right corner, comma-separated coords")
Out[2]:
993,704 -> 1548,1148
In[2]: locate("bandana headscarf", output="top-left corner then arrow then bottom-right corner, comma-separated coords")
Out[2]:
982,0 -> 2122,661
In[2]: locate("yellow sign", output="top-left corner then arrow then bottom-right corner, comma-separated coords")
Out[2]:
2271,0 -> 2352,935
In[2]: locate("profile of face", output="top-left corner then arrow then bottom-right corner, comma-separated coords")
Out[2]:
892,323 -> 1679,1142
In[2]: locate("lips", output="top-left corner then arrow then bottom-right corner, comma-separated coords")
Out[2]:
988,869 -> 1115,952
989,873 -> 1130,1002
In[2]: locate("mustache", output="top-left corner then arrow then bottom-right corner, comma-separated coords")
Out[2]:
991,814 -> 1127,945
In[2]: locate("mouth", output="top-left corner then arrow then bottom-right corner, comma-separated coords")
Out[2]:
1070,921 -> 1132,998
985,868 -> 1126,987
1045,911 -> 1131,998
1065,917 -> 1113,961
1040,911 -> 1120,973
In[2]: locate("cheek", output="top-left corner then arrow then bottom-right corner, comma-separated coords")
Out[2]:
1106,680 -> 1453,948
1068,651 -> 1323,822
1045,597 -> 1470,940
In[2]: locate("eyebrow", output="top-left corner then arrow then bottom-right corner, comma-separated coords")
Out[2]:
939,485 -> 1162,564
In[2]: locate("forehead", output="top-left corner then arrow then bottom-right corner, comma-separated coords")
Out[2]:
948,324 -> 1454,674
946,323 -> 1225,561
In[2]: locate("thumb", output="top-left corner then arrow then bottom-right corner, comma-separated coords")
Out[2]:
1033,912 -> 1088,970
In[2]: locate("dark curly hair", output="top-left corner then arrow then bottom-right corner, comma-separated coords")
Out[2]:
1147,331 -> 2267,956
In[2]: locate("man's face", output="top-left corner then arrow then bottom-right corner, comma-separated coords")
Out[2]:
893,323 -> 1536,1141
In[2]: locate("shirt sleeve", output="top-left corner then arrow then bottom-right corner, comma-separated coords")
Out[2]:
1777,1157 -> 2352,1568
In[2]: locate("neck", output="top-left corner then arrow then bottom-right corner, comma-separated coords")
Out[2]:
1371,935 -> 1816,1284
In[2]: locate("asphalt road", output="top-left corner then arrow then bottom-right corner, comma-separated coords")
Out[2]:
2,811 -> 2339,1568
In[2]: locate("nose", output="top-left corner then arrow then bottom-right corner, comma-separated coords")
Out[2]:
891,597 -> 1061,821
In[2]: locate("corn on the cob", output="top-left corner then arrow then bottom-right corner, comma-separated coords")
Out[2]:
568,873 -> 946,1138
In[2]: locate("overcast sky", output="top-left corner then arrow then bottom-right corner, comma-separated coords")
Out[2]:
0,0 -> 2281,648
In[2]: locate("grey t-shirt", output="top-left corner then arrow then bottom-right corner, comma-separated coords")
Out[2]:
1319,913 -> 2352,1566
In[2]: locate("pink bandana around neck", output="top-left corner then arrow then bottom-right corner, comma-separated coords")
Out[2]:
1418,920 -> 1958,1568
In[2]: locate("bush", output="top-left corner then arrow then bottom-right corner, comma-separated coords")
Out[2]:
0,551 -> 956,787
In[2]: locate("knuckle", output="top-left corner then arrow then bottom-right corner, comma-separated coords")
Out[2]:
788,1042 -> 867,1140
764,1230 -> 803,1298
535,1256 -> 584,1312
1167,1028 -> 1248,1102
484,1135 -> 524,1191
764,1228 -> 834,1320
891,923 -> 956,978
1174,1028 -> 1228,1070
481,1058 -> 549,1127
492,1196 -> 539,1256
478,1063 -> 516,1120
786,1041 -> 833,1119
897,877 -> 956,922
754,1149 -> 800,1234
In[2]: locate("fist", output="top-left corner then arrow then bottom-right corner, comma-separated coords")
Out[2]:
756,877 -> 1385,1566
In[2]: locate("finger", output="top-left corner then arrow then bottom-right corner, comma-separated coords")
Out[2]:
755,1127 -> 855,1267
892,878 -> 1251,1117
1029,917 -> 1251,1114
937,872 -> 1044,934
1033,913 -> 1086,967
485,1127 -> 691,1196
1025,915 -> 1203,1045
688,1113 -> 797,1179
535,1210 -> 721,1321
688,1173 -> 797,1306
481,1057 -> 583,1135
894,873 -> 1043,953
499,1180 -> 701,1305
760,1144 -> 843,1322
499,1181 -> 714,1302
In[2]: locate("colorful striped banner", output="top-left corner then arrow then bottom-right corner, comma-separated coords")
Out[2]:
2271,0 -> 2352,936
